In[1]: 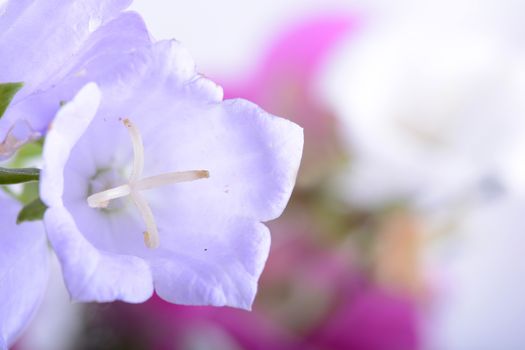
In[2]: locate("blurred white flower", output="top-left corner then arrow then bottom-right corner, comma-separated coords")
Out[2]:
321,0 -> 525,209
320,3 -> 525,349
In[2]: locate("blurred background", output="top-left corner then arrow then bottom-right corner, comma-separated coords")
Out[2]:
15,0 -> 525,349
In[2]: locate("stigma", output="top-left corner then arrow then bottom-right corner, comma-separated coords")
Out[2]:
87,118 -> 209,249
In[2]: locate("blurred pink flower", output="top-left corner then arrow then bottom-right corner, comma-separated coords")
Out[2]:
266,220 -> 421,350
90,297 -> 306,350
309,285 -> 421,350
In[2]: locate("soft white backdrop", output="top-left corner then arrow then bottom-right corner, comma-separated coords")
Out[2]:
129,0 -> 377,78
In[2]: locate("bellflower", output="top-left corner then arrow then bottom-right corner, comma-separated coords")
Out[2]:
41,41 -> 303,309
0,192 -> 49,349
0,0 -> 150,159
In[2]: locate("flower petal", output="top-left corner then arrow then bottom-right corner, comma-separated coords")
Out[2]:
40,83 -> 101,208
0,193 -> 49,348
0,10 -> 151,145
44,206 -> 153,303
0,0 -> 131,91
137,97 -> 303,223
41,83 -> 153,303
57,41 -> 302,222
152,219 -> 271,310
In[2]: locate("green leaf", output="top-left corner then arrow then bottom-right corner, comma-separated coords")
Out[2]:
17,197 -> 47,224
0,167 -> 40,184
0,82 -> 23,119
17,181 -> 39,205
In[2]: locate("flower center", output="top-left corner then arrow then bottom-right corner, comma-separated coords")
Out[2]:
88,168 -> 128,212
86,118 -> 209,249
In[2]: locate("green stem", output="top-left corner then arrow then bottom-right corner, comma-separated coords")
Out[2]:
0,167 -> 40,184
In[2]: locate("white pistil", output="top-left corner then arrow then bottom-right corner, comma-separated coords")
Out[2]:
87,184 -> 130,208
123,118 -> 144,182
86,118 -> 209,249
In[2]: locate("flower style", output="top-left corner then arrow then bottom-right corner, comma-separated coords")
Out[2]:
0,192 -> 49,349
41,41 -> 303,309
86,117 -> 210,249
0,0 -> 150,159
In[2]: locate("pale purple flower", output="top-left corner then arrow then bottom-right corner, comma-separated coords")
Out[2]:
0,0 -> 150,159
41,41 -> 303,309
0,192 -> 49,349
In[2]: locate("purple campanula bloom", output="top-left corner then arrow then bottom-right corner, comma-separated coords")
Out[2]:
0,0 -> 150,159
0,192 -> 49,349
40,41 -> 303,309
